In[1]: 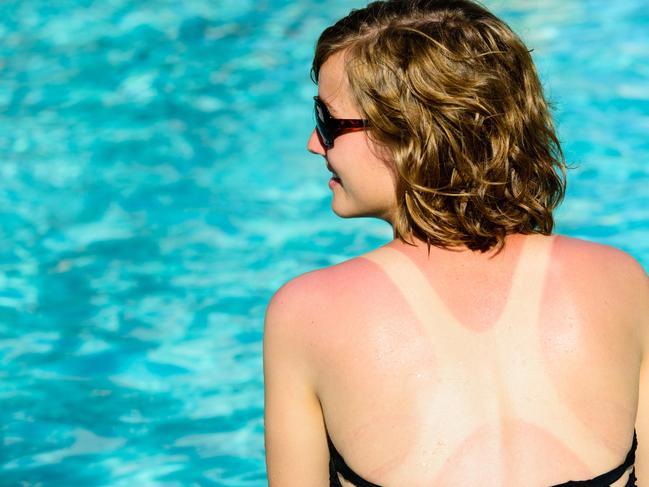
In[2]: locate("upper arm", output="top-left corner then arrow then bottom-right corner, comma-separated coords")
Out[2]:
632,258 -> 649,483
263,277 -> 330,487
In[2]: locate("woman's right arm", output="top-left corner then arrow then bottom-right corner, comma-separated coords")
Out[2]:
263,276 -> 331,486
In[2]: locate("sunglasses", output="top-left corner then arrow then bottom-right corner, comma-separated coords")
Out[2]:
313,96 -> 370,149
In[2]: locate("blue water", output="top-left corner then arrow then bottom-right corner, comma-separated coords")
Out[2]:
0,0 -> 647,485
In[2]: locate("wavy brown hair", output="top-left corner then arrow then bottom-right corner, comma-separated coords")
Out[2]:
312,0 -> 567,253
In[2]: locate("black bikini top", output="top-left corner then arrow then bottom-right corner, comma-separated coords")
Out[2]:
327,430 -> 638,487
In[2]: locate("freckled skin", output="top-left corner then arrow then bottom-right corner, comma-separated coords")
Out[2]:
308,234 -> 640,486
391,236 -> 525,332
431,420 -> 592,487
538,236 -> 639,453
315,257 -> 438,480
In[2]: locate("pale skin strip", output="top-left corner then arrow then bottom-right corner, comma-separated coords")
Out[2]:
361,237 -> 633,484
264,237 -> 649,485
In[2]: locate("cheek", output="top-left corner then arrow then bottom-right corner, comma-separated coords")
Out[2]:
352,164 -> 395,208
370,164 -> 397,204
360,144 -> 396,191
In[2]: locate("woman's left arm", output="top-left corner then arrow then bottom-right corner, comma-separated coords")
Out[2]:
263,278 -> 330,486
630,255 -> 649,485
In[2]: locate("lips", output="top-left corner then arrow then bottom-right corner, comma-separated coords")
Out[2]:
327,162 -> 342,183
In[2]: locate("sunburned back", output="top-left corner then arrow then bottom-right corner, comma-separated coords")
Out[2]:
307,234 -> 642,486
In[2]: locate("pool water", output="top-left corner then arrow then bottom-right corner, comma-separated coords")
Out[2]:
0,0 -> 647,485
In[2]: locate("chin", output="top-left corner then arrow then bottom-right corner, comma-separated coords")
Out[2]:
331,206 -> 357,218
331,203 -> 385,220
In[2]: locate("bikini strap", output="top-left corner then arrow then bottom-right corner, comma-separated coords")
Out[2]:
549,430 -> 637,487
327,431 -> 382,487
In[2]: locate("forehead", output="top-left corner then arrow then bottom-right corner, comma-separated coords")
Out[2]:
317,51 -> 358,117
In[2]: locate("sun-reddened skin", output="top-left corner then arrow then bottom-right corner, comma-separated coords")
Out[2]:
265,233 -> 648,486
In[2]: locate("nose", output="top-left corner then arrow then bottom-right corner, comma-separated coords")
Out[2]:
307,128 -> 326,155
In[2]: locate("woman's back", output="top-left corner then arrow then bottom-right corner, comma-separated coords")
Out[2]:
293,234 -> 645,486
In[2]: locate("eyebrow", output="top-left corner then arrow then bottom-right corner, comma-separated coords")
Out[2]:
318,96 -> 342,118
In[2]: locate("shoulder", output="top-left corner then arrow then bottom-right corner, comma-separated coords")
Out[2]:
264,254 -> 381,342
266,253 -> 383,321
551,234 -> 647,282
551,234 -> 649,339
263,254 -> 383,390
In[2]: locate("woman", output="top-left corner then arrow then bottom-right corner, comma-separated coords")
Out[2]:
263,0 -> 648,485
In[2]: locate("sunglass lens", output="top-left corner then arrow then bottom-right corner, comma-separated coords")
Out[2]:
314,99 -> 333,148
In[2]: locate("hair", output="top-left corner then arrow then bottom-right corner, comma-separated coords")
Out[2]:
312,0 -> 568,253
